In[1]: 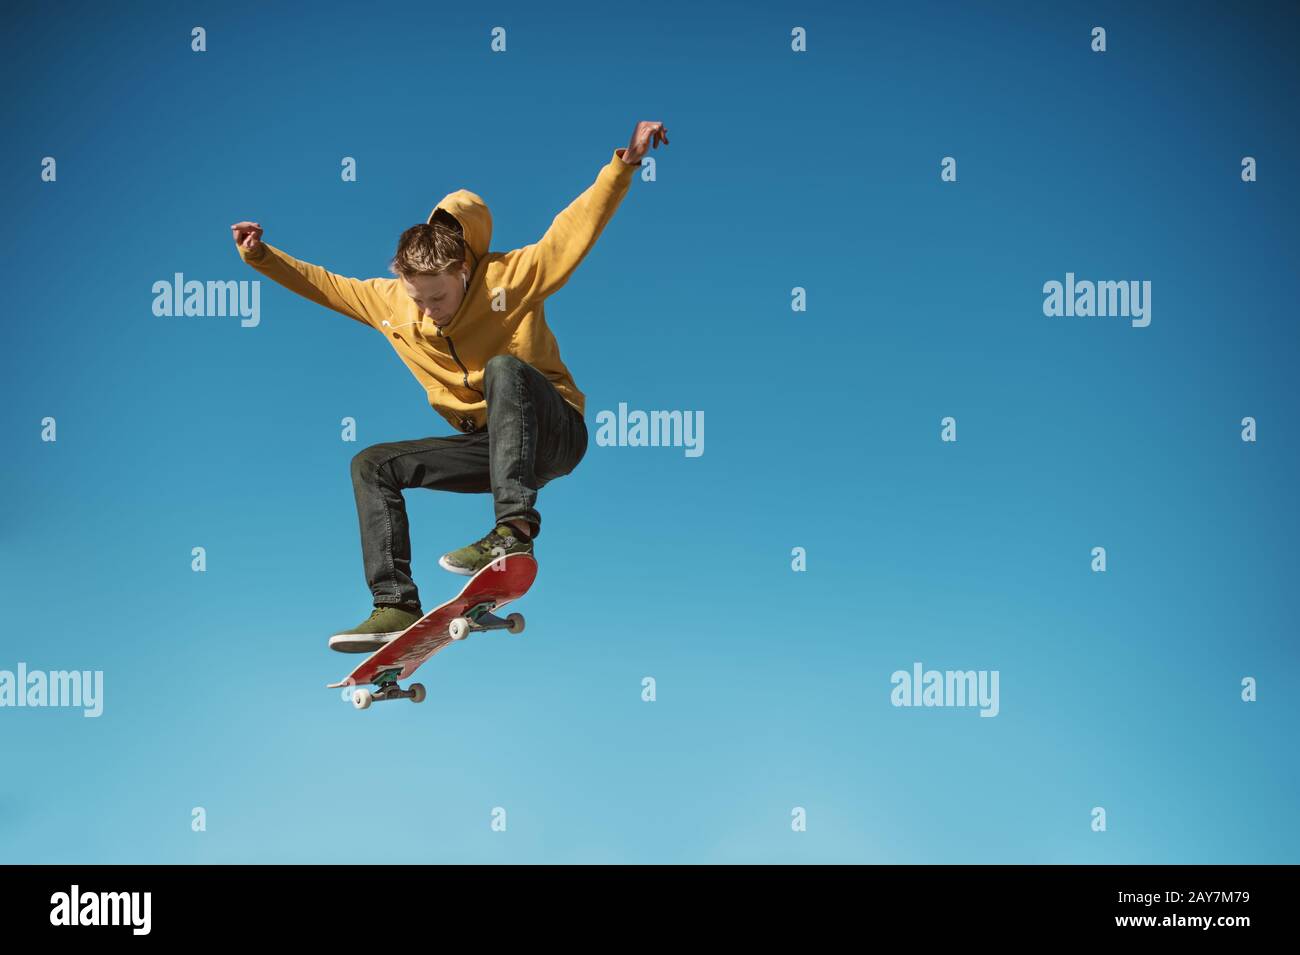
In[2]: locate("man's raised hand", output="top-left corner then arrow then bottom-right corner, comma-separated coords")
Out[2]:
621,122 -> 669,165
230,221 -> 264,251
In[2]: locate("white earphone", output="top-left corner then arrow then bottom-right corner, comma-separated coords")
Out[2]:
381,270 -> 469,331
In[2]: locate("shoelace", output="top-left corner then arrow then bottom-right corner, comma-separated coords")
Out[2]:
370,606 -> 417,620
477,529 -> 513,552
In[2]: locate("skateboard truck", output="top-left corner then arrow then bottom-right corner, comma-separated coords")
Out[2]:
448,600 -> 526,642
350,667 -> 427,710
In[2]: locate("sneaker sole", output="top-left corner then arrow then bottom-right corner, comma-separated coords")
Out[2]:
438,554 -> 477,576
328,632 -> 401,654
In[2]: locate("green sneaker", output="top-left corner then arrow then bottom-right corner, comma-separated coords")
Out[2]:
328,604 -> 422,654
438,523 -> 534,576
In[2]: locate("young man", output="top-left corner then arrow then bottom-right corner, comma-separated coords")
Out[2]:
230,122 -> 668,653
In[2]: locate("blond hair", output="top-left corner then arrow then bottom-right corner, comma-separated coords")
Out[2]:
390,220 -> 466,278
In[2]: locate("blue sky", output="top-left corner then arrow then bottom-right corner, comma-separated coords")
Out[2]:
1,0 -> 1297,863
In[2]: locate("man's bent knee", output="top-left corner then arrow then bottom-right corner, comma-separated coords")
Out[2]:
485,353 -> 527,381
350,445 -> 395,485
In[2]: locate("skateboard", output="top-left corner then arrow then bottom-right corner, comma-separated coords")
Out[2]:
328,553 -> 538,710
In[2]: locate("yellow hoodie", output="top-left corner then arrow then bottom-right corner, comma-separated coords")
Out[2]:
236,148 -> 639,433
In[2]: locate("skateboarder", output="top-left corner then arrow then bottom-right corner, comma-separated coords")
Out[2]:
231,122 -> 668,653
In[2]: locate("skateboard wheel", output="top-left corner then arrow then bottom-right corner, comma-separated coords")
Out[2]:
352,689 -> 373,710
506,613 -> 525,635
409,683 -> 426,704
449,617 -> 471,641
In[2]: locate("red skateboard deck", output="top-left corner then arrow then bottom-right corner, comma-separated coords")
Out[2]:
329,553 -> 537,708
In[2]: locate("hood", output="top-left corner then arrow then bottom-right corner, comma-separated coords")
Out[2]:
428,189 -> 492,274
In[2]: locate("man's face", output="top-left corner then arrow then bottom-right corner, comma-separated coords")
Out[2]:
401,271 -> 465,326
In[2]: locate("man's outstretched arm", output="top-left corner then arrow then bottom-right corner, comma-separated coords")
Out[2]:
504,121 -> 668,303
230,221 -> 393,329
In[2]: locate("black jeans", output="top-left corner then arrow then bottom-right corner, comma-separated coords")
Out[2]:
349,354 -> 588,609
